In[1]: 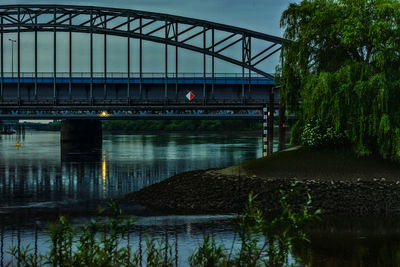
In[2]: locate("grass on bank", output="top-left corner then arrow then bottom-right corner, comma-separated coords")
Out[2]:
219,146 -> 400,181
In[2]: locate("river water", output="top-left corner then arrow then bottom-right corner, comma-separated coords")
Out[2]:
0,131 -> 262,266
1,131 -> 400,266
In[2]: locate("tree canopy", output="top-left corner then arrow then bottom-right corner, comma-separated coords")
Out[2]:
280,0 -> 400,160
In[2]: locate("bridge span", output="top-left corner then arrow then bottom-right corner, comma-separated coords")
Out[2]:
0,72 -> 276,106
0,4 -> 286,156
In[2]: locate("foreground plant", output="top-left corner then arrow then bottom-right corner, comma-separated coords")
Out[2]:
11,200 -> 169,267
11,186 -> 320,266
189,184 -> 321,266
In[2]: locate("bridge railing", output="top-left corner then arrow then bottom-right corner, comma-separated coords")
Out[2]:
1,72 -> 273,79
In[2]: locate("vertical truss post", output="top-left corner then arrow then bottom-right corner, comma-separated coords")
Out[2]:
69,13 -> 72,100
248,37 -> 251,98
278,102 -> 286,151
0,16 -> 3,101
211,28 -> 215,99
104,15 -> 108,100
90,11 -> 93,104
127,15 -> 130,105
17,8 -> 21,105
34,16 -> 38,100
164,19 -> 168,104
139,17 -> 142,99
243,35 -> 251,101
267,87 -> 275,155
53,7 -> 57,105
175,22 -> 178,99
203,27 -> 206,104
241,35 -> 245,103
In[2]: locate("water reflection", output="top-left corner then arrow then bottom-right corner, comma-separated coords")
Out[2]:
102,149 -> 108,196
0,131 -> 261,265
295,216 -> 400,266
3,131 -> 399,265
61,142 -> 102,162
0,212 -> 240,266
0,131 -> 262,213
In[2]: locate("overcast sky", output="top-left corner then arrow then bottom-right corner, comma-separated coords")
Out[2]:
1,0 -> 299,74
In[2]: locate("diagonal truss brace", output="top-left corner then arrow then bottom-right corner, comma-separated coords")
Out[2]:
0,4 -> 285,79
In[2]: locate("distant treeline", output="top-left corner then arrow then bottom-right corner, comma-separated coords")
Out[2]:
41,120 -> 262,132
103,120 -> 262,131
42,122 -> 61,131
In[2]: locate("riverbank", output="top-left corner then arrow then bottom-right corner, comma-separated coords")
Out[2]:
126,147 -> 400,215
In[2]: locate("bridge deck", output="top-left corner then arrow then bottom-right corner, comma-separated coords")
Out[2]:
0,73 -> 278,120
0,74 -> 274,85
0,114 -> 268,120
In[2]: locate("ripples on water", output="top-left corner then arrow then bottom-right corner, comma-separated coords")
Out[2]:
1,131 -> 400,266
0,132 -> 262,207
0,131 -> 261,265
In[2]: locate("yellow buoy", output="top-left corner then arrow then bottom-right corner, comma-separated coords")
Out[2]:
16,140 -> 21,149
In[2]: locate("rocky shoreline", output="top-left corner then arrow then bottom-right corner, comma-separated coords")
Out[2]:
125,169 -> 400,215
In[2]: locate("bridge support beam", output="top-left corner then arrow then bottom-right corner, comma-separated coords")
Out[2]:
60,119 -> 102,146
262,88 -> 275,157
262,106 -> 268,157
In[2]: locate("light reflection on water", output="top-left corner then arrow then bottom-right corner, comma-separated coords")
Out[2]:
0,131 -> 262,265
0,131 -> 262,208
1,132 -> 400,266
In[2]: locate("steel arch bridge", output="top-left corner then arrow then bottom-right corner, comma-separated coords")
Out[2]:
0,4 -> 282,105
0,4 -> 285,155
0,5 -> 283,77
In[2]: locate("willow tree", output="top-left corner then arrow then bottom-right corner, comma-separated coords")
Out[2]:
280,0 -> 400,159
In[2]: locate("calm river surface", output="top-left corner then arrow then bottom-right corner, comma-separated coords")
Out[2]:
1,131 -> 400,266
0,131 -> 263,266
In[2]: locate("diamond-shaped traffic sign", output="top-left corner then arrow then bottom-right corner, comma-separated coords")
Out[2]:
186,91 -> 195,101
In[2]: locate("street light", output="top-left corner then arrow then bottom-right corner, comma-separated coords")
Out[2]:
9,38 -> 16,78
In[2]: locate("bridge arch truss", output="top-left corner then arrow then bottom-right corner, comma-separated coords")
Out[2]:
0,5 -> 283,103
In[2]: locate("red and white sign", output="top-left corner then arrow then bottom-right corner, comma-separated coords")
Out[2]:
186,91 -> 195,101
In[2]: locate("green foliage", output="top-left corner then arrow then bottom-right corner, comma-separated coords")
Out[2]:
12,200 -> 140,267
41,120 -> 261,132
301,118 -> 348,148
10,188 -> 320,267
43,121 -> 61,131
189,235 -> 228,266
102,120 -> 261,132
189,186 -> 321,266
289,120 -> 303,146
280,0 -> 400,160
142,235 -> 175,267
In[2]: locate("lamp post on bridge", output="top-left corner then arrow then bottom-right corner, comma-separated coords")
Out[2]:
8,38 -> 16,78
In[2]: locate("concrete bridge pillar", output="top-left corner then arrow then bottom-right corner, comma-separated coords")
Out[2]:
60,119 -> 102,145
262,106 -> 268,157
262,108 -> 274,157
263,87 -> 277,157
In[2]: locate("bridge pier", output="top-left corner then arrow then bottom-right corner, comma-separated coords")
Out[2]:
60,119 -> 102,146
262,104 -> 275,157
263,87 -> 285,157
61,142 -> 102,162
262,106 -> 268,157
